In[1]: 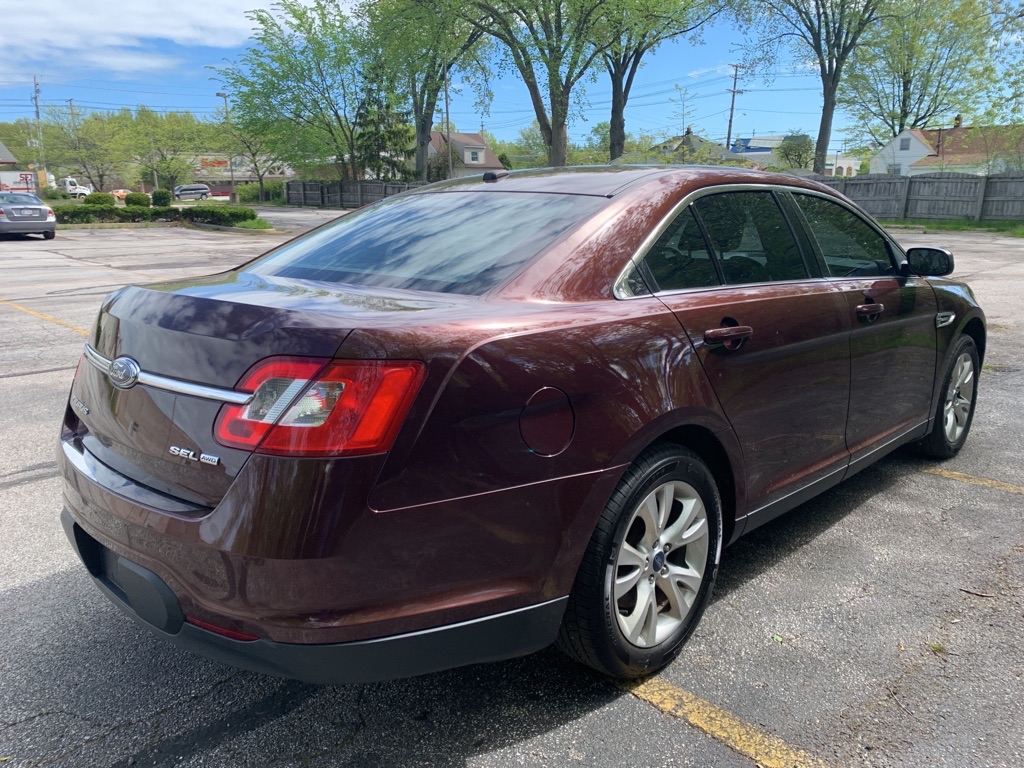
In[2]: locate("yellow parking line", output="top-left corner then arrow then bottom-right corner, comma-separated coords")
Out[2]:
625,677 -> 830,768
923,468 -> 1024,496
0,297 -> 88,337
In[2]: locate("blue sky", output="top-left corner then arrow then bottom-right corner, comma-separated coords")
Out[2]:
0,3 -> 849,155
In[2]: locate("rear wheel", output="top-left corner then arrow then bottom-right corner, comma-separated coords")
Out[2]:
557,443 -> 722,678
913,336 -> 979,458
43,230 -> 55,240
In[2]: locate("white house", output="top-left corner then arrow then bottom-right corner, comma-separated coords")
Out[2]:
428,132 -> 505,177
870,117 -> 1024,175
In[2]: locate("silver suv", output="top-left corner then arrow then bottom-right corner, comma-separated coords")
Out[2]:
174,184 -> 210,200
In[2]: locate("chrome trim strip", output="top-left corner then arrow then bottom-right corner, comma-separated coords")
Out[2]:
82,344 -> 252,405
936,311 -> 956,328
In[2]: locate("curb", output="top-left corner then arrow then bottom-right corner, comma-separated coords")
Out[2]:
55,222 -> 281,234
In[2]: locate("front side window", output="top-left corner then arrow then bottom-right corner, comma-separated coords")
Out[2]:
693,192 -> 808,284
794,194 -> 896,277
249,191 -> 607,295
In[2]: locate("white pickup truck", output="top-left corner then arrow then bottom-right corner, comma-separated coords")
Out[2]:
57,177 -> 93,198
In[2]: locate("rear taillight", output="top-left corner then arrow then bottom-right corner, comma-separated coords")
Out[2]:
214,356 -> 425,457
46,208 -> 56,220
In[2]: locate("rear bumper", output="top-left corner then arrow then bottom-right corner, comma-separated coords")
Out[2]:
62,508 -> 566,684
0,219 -> 55,235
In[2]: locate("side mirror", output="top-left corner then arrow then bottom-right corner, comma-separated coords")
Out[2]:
904,247 -> 954,277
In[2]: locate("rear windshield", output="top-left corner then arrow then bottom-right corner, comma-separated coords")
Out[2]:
248,191 -> 607,295
0,193 -> 42,204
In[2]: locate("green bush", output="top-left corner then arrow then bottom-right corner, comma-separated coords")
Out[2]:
83,192 -> 116,206
151,188 -> 172,207
237,179 -> 285,203
53,204 -> 117,223
114,207 -> 152,223
182,205 -> 257,226
51,203 -> 258,227
42,188 -> 71,201
124,192 -> 151,207
150,206 -> 181,222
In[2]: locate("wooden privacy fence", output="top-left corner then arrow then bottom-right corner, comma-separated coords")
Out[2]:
810,172 -> 1024,221
285,180 -> 429,208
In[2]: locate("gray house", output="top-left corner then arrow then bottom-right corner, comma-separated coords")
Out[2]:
0,139 -> 18,167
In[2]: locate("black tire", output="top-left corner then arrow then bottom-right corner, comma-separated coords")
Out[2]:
43,230 -> 55,240
912,336 -> 980,459
200,194 -> 208,200
557,443 -> 722,678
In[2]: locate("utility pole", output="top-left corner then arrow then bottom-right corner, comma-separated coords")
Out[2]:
32,75 -> 46,177
725,64 -> 743,151
444,63 -> 453,178
672,85 -> 688,135
216,92 -> 235,198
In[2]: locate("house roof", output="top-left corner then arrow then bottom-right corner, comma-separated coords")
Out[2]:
429,131 -> 504,170
0,140 -> 17,165
651,128 -> 723,155
906,125 -> 1024,168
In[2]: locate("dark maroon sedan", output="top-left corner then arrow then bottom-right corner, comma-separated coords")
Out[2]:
59,167 -> 985,682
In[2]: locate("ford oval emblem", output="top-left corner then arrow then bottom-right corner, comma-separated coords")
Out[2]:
108,356 -> 141,390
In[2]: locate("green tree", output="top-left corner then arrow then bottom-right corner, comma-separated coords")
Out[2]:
217,0 -> 366,180
45,106 -> 133,191
362,0 -> 489,179
602,0 -> 719,160
355,71 -> 416,180
741,0 -> 885,173
775,132 -> 815,168
129,107 -> 210,190
505,120 -> 549,167
466,0 -> 617,166
0,120 -> 37,171
217,98 -> 287,202
425,140 -> 466,180
839,0 -> 998,143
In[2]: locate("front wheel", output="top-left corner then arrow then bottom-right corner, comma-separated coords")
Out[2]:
912,335 -> 980,458
557,443 -> 722,678
200,194 -> 208,200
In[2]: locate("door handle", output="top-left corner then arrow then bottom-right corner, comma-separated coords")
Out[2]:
703,326 -> 753,349
856,302 -> 884,320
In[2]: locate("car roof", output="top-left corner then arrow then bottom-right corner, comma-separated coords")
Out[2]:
415,165 -> 838,199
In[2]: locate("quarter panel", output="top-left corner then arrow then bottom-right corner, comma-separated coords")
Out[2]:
362,299 -> 731,512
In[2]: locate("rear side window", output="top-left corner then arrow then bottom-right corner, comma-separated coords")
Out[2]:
642,206 -> 721,291
693,192 -> 807,284
794,194 -> 896,277
250,191 -> 606,295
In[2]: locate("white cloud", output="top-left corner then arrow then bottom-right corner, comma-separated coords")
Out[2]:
0,1 -> 280,75
686,65 -> 735,79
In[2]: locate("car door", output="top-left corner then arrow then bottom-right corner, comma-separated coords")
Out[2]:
789,192 -> 937,470
640,190 -> 852,525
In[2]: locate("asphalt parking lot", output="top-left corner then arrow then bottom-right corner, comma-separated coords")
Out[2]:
1,212 -> 1022,767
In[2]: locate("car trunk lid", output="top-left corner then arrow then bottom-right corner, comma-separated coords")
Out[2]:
68,272 -> 459,508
